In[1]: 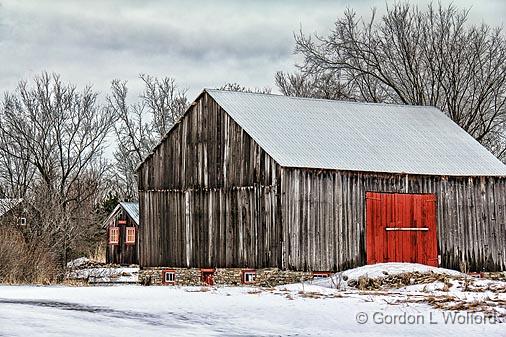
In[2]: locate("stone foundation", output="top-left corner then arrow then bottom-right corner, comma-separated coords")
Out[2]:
256,268 -> 313,287
139,267 -> 202,286
214,268 -> 242,285
139,267 -> 314,286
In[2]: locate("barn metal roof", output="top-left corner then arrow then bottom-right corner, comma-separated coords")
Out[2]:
206,89 -> 506,176
102,202 -> 140,228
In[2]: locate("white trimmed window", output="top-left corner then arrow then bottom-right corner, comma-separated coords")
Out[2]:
163,270 -> 175,285
109,227 -> 119,245
242,270 -> 256,284
19,217 -> 27,226
125,227 -> 136,244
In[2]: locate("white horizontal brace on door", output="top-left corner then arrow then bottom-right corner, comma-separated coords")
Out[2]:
385,227 -> 429,231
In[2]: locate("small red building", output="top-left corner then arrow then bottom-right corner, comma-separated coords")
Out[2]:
103,202 -> 139,265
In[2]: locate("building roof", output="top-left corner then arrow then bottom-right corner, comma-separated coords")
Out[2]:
204,89 -> 506,176
0,198 -> 23,218
102,202 -> 140,228
120,202 -> 140,225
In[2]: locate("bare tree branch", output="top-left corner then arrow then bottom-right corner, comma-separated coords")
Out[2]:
281,3 -> 506,160
109,75 -> 189,200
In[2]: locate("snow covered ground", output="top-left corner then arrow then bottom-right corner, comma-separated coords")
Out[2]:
1,263 -> 504,336
0,282 -> 504,336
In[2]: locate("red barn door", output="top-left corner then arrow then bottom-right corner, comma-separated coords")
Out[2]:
366,192 -> 438,267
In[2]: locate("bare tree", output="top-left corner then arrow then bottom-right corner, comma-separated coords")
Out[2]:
220,82 -> 272,94
140,74 -> 188,137
285,3 -> 506,159
275,71 -> 350,100
109,75 -> 188,200
0,73 -> 114,198
108,80 -> 153,199
0,143 -> 34,198
0,72 -> 116,266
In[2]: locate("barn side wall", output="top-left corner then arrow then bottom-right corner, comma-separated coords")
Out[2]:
281,168 -> 506,272
138,93 -> 282,268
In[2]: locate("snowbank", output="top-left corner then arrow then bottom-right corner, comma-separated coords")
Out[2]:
341,263 -> 463,279
66,257 -> 139,284
312,263 -> 465,290
66,267 -> 139,284
66,257 -> 90,269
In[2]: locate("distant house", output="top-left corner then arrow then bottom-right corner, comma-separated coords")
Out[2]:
103,202 -> 140,265
137,90 -> 506,278
0,199 -> 29,227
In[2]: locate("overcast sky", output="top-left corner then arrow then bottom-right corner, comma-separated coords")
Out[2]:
0,0 -> 504,100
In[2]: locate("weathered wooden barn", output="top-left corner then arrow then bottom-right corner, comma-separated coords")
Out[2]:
103,202 -> 140,265
137,90 -> 506,273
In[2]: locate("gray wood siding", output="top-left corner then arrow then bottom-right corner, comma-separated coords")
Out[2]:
138,93 -> 281,267
281,169 -> 506,272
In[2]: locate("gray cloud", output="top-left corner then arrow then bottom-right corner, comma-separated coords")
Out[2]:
0,0 -> 504,99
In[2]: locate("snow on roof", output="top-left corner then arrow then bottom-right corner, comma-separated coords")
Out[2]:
206,89 -> 506,176
0,198 -> 23,217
